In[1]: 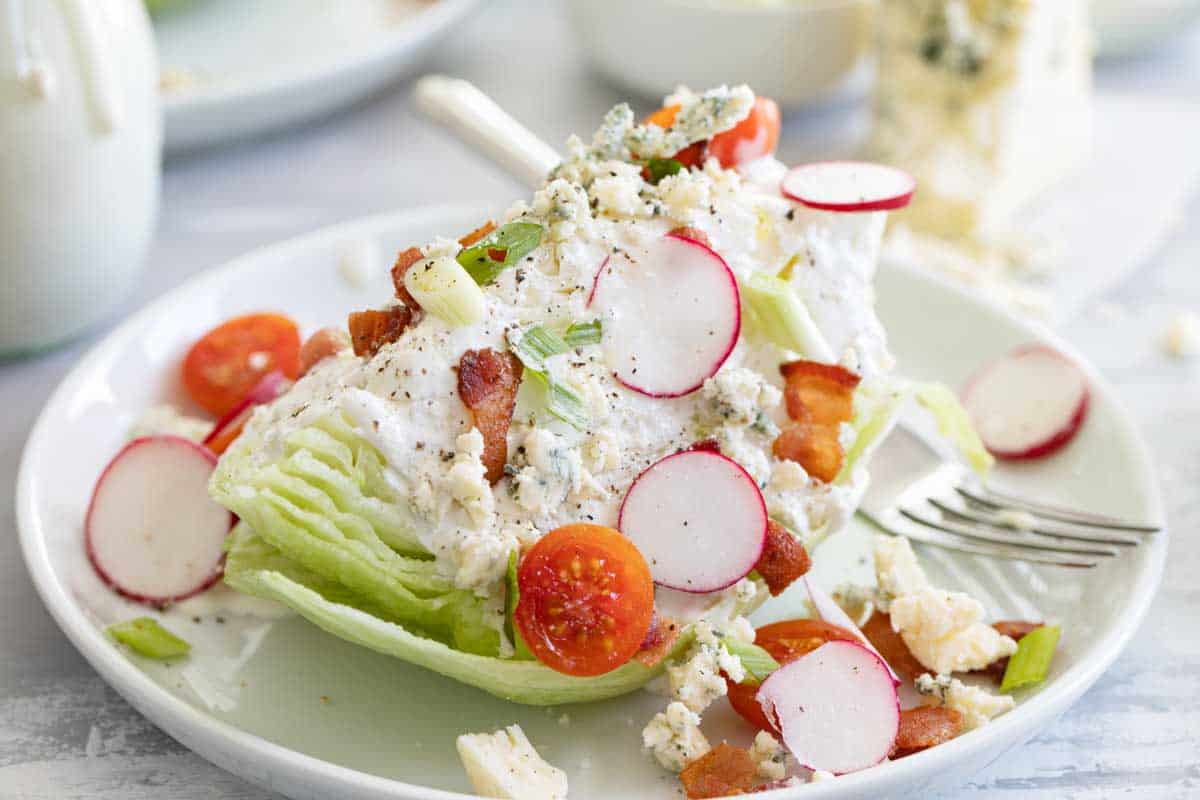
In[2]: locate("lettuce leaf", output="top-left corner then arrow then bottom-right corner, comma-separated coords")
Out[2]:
224,524 -> 689,705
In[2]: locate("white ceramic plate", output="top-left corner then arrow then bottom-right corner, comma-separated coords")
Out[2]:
153,0 -> 480,153
18,207 -> 1166,799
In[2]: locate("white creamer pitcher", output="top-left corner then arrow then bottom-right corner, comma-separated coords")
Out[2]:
0,0 -> 161,356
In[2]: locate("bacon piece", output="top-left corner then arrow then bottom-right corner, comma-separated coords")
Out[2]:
774,360 -> 861,483
891,706 -> 963,758
669,225 -> 712,248
679,743 -> 758,799
299,327 -> 350,376
347,305 -> 415,359
772,422 -> 844,484
459,220 -> 497,248
983,620 -> 1042,682
860,611 -> 926,681
779,360 -> 860,424
390,247 -> 424,309
634,613 -> 681,667
457,348 -> 523,484
755,521 -> 811,596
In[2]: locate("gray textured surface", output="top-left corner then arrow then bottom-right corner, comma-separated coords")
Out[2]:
3,1 -> 1200,797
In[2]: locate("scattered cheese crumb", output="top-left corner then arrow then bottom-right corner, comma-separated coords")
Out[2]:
456,724 -> 568,800
1162,312 -> 1200,359
916,673 -> 1015,730
749,731 -> 788,781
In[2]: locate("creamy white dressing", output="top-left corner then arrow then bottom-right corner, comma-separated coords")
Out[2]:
228,122 -> 893,607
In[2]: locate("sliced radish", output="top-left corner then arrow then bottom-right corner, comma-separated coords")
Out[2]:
757,640 -> 900,775
202,370 -> 290,455
803,577 -> 900,685
590,233 -> 740,398
618,449 -> 766,593
962,345 -> 1090,460
86,436 -> 234,606
585,255 -> 609,308
781,162 -> 916,212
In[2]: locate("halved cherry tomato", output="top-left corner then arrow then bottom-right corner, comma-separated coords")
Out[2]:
514,523 -> 654,677
182,313 -> 301,417
707,96 -> 781,169
726,618 -> 859,732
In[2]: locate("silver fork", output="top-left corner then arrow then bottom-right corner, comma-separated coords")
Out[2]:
859,426 -> 1161,567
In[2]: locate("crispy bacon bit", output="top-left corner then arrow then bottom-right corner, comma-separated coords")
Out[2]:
772,422 -> 844,484
679,743 -> 758,799
347,305 -> 415,359
755,520 -> 812,596
459,220 -> 497,248
457,349 -> 523,484
774,360 -> 861,483
891,706 -> 963,758
669,225 -> 712,248
390,247 -> 424,308
779,360 -> 860,424
983,620 -> 1042,682
635,613 -> 681,667
299,327 -> 351,376
861,611 -> 926,681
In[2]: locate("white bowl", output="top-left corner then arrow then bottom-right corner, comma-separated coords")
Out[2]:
1092,0 -> 1200,56
565,0 -> 874,111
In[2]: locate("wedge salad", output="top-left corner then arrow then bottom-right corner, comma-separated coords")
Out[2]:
85,86 -> 1064,798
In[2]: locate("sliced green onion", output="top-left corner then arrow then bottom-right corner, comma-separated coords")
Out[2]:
512,325 -> 569,371
723,639 -> 780,686
645,158 -> 683,184
1000,624 -> 1061,693
739,272 -> 834,362
404,255 -> 486,326
107,617 -> 191,660
505,551 -> 535,660
458,222 -> 544,285
509,325 -> 591,431
563,319 -> 602,347
527,370 -> 590,431
913,382 -> 995,476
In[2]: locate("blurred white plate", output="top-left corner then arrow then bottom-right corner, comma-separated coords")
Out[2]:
18,207 -> 1165,798
1093,0 -> 1200,57
153,0 -> 480,153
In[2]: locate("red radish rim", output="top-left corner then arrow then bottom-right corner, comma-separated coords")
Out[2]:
781,161 -> 916,213
962,344 -> 1091,461
605,233 -> 741,399
85,435 -> 233,607
585,255 -> 610,309
202,370 -> 289,449
616,448 -> 767,593
757,639 -> 901,774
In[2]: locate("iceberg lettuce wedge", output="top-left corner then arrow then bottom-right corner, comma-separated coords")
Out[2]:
224,524 -> 689,705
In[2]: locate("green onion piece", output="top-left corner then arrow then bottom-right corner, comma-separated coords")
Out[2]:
510,325 -> 591,431
739,272 -> 834,362
913,382 -> 995,477
458,222 -> 544,285
512,325 -> 570,371
107,617 -> 191,660
1000,625 -> 1061,693
404,255 -> 486,326
723,639 -> 780,685
528,370 -> 590,431
563,319 -> 602,347
505,551 -> 535,660
645,158 -> 684,184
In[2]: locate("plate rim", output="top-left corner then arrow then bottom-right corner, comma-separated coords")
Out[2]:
17,207 -> 1168,799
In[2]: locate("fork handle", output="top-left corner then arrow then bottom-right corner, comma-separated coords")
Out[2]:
412,75 -> 561,191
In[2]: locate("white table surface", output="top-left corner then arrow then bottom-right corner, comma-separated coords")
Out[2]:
4,2 -> 1200,797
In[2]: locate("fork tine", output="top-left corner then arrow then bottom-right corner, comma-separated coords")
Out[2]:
955,484 -> 1161,534
928,496 -> 1143,547
898,507 -> 1121,558
860,510 -> 1101,568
